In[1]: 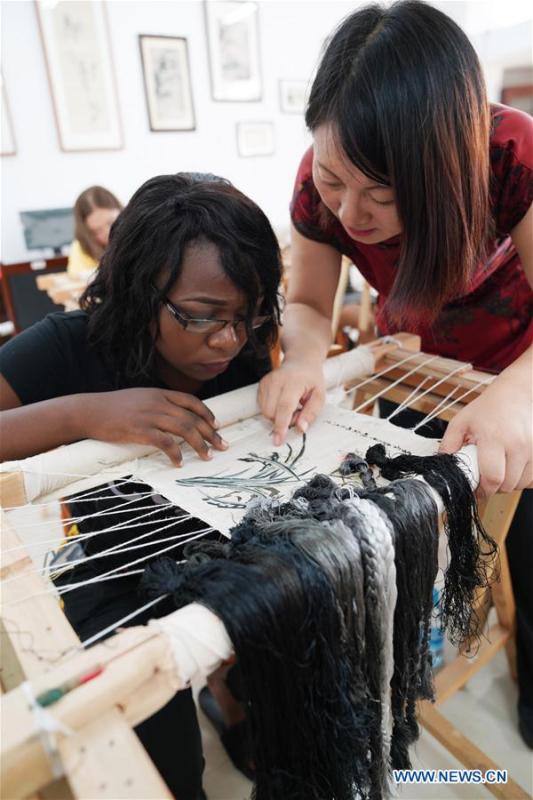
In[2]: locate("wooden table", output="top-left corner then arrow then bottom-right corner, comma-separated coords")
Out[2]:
36,271 -> 94,311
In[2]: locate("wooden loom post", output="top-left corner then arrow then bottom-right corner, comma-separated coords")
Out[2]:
0,473 -> 172,799
418,486 -> 527,800
477,493 -> 520,679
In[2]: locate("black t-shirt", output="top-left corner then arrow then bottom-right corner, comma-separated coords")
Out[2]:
0,310 -> 271,405
0,309 -> 272,617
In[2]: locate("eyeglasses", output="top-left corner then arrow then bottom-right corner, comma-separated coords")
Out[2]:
163,296 -> 271,336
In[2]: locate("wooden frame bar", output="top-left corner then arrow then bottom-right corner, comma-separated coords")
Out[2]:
418,702 -> 529,800
1,507 -> 172,798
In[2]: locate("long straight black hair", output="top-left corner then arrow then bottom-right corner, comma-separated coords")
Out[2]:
81,173 -> 282,383
306,0 -> 491,326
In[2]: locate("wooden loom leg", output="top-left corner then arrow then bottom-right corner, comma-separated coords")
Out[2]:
418,702 -> 530,799
419,492 -> 523,791
459,492 -> 519,658
478,492 -> 521,679
432,623 -> 511,706
492,541 -> 517,679
430,492 -> 520,703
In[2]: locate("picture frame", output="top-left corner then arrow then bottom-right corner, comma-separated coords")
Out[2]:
236,121 -> 274,157
1,76 -> 17,156
204,1 -> 262,102
279,79 -> 308,114
35,0 -> 123,151
139,35 -> 196,132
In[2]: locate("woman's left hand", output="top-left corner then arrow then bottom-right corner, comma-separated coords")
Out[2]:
439,366 -> 533,497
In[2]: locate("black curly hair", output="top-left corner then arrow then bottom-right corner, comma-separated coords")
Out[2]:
80,172 -> 282,384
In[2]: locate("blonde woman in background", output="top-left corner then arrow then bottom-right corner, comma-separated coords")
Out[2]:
67,186 -> 122,277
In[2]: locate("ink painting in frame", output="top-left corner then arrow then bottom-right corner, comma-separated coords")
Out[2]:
1,76 -> 16,156
35,0 -> 123,151
204,0 -> 262,102
139,35 -> 196,131
279,79 -> 308,114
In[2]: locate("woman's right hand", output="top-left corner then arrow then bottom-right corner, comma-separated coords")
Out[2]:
83,388 -> 228,467
257,228 -> 339,445
258,360 -> 326,446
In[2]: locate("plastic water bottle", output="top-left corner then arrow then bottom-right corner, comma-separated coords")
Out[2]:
430,587 -> 445,670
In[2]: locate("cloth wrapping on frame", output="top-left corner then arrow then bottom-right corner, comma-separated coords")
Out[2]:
0,346 -> 376,503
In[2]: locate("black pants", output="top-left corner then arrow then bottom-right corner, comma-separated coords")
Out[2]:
380,399 -> 533,735
506,494 -> 533,736
54,482 -> 211,800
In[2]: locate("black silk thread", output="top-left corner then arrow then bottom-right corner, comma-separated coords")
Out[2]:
364,444 -> 496,643
140,447 -> 495,800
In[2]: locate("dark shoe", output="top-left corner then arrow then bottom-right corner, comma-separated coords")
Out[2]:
198,687 -> 255,781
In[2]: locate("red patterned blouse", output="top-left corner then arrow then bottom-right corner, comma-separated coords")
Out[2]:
290,104 -> 533,373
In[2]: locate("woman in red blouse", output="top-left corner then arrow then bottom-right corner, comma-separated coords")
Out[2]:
258,1 -> 533,746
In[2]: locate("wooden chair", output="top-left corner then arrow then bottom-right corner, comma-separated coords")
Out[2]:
332,260 -> 375,348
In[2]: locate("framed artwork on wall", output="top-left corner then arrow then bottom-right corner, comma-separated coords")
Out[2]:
236,121 -> 274,157
204,1 -> 262,102
139,35 -> 196,131
279,79 -> 308,114
35,0 -> 123,151
1,76 -> 16,156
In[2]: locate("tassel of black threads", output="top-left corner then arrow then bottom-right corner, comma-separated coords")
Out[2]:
236,509 -> 374,796
364,444 -> 497,643
141,531 -> 371,800
338,452 -> 377,490
263,475 -> 389,797
295,474 -> 441,773
140,447 -> 495,800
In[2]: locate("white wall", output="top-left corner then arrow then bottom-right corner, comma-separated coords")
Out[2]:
1,0 -> 531,263
0,0 -> 350,262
